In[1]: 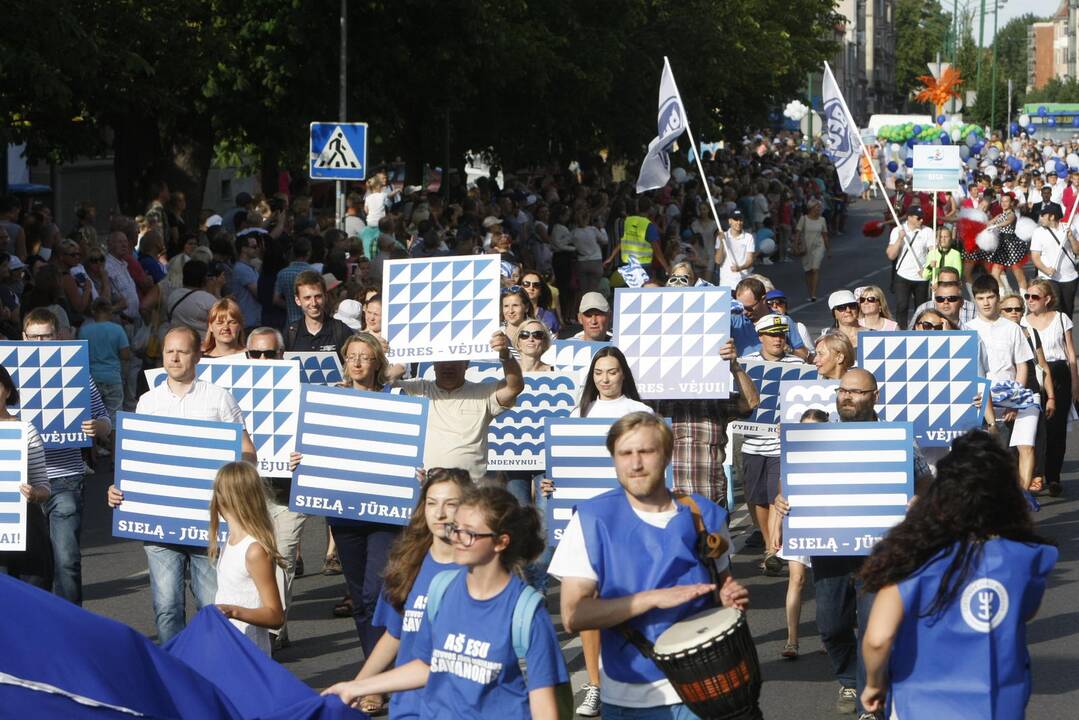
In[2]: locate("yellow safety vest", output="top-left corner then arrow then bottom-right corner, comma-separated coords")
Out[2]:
621,215 -> 653,264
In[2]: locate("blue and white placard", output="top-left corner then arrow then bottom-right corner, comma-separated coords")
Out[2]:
309,121 -> 368,181
541,340 -> 611,374
912,145 -> 962,193
544,417 -> 673,545
144,359 -> 300,477
382,256 -> 500,363
858,331 -> 990,446
612,287 -> 731,399
0,423 -> 28,551
285,351 -> 344,385
490,373 -> 577,471
289,386 -> 429,525
781,422 -> 914,556
730,360 -> 819,434
0,341 -> 91,448
779,379 -> 840,423
112,413 -> 243,547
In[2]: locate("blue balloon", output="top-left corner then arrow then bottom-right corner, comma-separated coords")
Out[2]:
940,134 -> 951,145
1049,117 -> 1057,127
972,142 -> 985,154
1056,159 -> 1068,175
887,160 -> 899,172
1029,126 -> 1037,135
906,138 -> 916,148
913,124 -> 923,134
905,157 -> 913,168
1010,122 -> 1020,134
1008,156 -> 1023,172
937,114 -> 947,125
1038,106 -> 1048,117
1073,116 -> 1079,127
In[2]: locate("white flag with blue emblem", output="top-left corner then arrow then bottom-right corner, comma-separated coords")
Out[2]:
636,57 -> 687,193
821,62 -> 865,194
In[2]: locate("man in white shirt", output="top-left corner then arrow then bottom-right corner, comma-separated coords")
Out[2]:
551,413 -> 748,716
1030,205 -> 1079,318
885,206 -> 934,328
964,275 -> 1037,490
715,210 -> 756,288
107,326 -> 257,643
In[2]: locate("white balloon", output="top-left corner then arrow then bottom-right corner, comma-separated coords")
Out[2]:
757,237 -> 777,255
1068,153 -> 1079,168
1046,160 -> 1057,174
951,129 -> 962,142
987,146 -> 1001,160
899,146 -> 909,160
1015,216 -> 1038,242
1018,114 -> 1031,128
890,143 -> 901,154
984,165 -> 998,179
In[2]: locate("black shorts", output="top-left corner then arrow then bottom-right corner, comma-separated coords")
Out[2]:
742,453 -> 780,506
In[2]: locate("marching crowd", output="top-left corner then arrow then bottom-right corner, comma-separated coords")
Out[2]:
0,125 -> 1067,719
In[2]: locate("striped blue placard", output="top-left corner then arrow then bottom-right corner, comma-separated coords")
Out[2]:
730,360 -> 819,434
289,385 -> 429,525
0,341 -> 92,448
0,424 -> 27,551
544,417 -> 673,545
781,422 -> 914,556
112,412 -> 243,547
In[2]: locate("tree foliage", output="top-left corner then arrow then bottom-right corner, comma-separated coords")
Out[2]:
894,0 -> 953,112
1025,77 -> 1079,104
962,13 -> 1043,127
1,0 -> 840,217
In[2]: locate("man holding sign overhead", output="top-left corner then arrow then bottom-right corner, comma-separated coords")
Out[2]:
107,326 -> 257,642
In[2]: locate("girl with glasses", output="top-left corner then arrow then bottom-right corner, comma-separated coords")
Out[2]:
340,468 -> 472,717
664,260 -> 697,287
1018,280 -> 1076,497
519,270 -> 560,335
324,486 -> 568,720
856,285 -> 898,331
512,319 -> 552,374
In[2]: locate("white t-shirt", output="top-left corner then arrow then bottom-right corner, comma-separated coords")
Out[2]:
364,191 -> 388,227
549,504 -> 731,708
1030,225 -> 1078,282
570,396 -> 653,418
570,226 -> 605,262
136,379 -> 245,424
890,224 -> 934,281
343,214 -> 366,239
964,315 -> 1033,382
1022,312 -> 1074,363
717,231 -> 755,288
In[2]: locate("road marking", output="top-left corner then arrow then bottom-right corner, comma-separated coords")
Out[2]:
787,263 -> 892,315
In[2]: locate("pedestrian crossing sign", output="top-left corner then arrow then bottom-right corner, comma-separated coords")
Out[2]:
309,121 -> 368,180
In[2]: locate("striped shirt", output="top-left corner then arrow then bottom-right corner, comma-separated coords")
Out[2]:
44,381 -> 111,480
739,352 -> 808,456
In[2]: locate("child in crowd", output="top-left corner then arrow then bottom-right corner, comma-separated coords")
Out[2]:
922,226 -> 963,291
209,461 -> 286,654
77,298 -> 130,444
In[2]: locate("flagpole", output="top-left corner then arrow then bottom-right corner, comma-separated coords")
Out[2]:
664,57 -> 734,265
823,62 -> 913,257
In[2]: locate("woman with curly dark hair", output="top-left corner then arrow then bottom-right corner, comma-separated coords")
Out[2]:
859,430 -> 1057,718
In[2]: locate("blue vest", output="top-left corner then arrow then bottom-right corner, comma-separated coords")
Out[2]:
577,489 -> 727,684
891,538 -> 1057,719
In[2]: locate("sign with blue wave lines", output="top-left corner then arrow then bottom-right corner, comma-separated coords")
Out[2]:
489,372 -> 577,470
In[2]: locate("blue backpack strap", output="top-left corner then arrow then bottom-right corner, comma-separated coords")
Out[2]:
424,569 -> 460,623
511,585 -> 544,660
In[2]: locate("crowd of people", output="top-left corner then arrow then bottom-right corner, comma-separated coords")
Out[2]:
0,125 -> 1065,719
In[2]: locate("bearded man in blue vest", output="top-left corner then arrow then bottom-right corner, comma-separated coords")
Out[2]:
549,412 -> 749,719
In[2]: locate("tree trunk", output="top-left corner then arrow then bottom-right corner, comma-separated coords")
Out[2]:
110,113 -> 163,217
164,120 -> 214,236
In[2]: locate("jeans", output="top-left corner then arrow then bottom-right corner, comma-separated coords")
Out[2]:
332,522 -> 400,658
144,542 -> 217,643
892,275 -> 929,329
97,382 -> 123,428
45,474 -> 84,604
1049,278 -> 1079,319
267,478 -> 308,635
812,555 -> 874,713
601,703 -> 702,719
505,473 -> 553,593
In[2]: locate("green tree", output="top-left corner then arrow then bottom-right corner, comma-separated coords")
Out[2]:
963,13 -> 1042,127
1025,77 -> 1079,103
894,0 -> 953,112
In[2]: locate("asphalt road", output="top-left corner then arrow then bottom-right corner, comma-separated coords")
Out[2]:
78,196 -> 1079,717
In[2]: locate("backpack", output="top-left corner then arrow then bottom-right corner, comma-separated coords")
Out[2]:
425,569 -> 574,719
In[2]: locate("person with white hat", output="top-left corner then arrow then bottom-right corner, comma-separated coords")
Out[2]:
333,298 -> 364,331
827,289 -> 863,351
573,292 -> 612,341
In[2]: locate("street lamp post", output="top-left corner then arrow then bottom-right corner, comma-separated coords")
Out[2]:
976,0 -> 986,95
990,0 -> 1006,132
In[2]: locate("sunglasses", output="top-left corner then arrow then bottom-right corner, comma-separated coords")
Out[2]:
521,280 -> 543,288
667,274 -> 691,286
87,256 -> 104,263
246,349 -> 280,359
917,321 -> 945,330
1000,306 -> 1024,313
858,296 -> 879,304
835,303 -> 858,312
934,295 -> 961,303
1023,293 -> 1043,301
517,330 -> 547,340
766,298 -> 787,308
